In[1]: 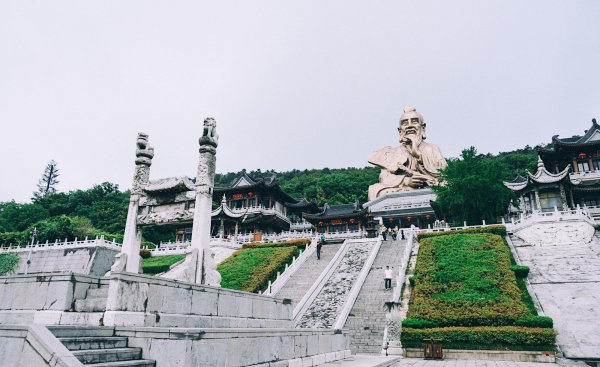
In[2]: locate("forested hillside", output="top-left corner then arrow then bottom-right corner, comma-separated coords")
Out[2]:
0,146 -> 539,245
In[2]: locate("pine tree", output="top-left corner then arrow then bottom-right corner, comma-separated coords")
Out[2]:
33,160 -> 60,200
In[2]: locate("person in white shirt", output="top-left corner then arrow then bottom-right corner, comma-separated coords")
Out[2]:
384,266 -> 393,289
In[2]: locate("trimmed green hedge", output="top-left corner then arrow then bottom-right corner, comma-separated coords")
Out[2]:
402,326 -> 556,351
511,265 -> 530,278
0,253 -> 20,275
218,246 -> 300,293
402,318 -> 439,329
141,255 -> 185,275
241,238 -> 311,249
408,233 -> 529,326
515,316 -> 553,328
417,225 -> 507,240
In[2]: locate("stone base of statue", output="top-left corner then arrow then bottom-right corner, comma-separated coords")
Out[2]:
363,188 -> 437,228
160,248 -> 221,287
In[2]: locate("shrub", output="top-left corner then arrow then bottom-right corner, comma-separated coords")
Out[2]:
141,254 -> 185,275
515,316 -> 553,328
218,246 -> 300,293
401,326 -> 556,351
402,318 -> 439,329
0,253 -> 20,275
407,233 -> 529,326
0,232 -> 26,246
139,249 -> 152,259
408,275 -> 416,287
511,265 -> 530,278
242,238 -> 311,249
417,225 -> 507,240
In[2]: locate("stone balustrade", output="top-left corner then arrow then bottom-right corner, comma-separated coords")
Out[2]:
0,237 -> 121,253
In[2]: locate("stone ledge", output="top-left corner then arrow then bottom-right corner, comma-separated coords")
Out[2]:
404,348 -> 556,363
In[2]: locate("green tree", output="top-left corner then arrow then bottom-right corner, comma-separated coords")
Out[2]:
432,147 -> 516,225
32,160 -> 60,200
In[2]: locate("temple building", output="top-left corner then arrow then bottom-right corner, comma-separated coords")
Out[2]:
302,202 -> 369,234
505,119 -> 600,212
136,172 -> 318,242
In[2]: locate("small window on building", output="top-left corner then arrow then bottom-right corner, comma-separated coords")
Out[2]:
348,224 -> 359,232
577,161 -> 590,172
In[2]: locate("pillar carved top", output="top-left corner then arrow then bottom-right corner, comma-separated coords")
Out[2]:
132,133 -> 154,195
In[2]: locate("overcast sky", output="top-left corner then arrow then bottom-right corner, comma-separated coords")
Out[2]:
1,1 -> 599,202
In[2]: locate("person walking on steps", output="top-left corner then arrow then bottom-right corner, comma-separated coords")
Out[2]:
317,235 -> 324,260
381,225 -> 387,241
384,265 -> 393,290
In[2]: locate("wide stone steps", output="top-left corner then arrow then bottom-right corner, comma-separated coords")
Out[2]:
275,242 -> 342,306
50,326 -> 156,367
345,238 -> 405,354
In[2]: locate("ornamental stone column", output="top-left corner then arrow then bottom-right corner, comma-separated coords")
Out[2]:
122,133 -> 154,273
189,118 -> 221,285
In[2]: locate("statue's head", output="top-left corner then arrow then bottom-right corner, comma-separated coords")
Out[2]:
398,106 -> 426,145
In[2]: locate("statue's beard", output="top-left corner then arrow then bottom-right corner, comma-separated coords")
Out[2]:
400,130 -> 423,151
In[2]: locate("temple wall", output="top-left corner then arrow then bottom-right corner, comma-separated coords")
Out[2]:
11,246 -> 118,276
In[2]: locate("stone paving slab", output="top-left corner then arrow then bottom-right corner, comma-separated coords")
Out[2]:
322,356 -> 563,367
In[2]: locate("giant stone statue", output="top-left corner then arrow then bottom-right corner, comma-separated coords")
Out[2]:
368,106 -> 447,201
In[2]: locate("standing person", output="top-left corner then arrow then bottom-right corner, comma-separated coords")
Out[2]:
316,236 -> 323,260
384,265 -> 393,289
392,226 -> 398,240
401,229 -> 405,240
381,225 -> 387,241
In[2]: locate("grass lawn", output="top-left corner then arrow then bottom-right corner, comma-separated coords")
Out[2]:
402,229 -> 555,350
218,246 -> 300,293
142,254 -> 185,275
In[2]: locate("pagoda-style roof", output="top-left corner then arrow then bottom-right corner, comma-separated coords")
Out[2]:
144,177 -> 195,194
302,202 -> 368,221
553,119 -> 600,146
214,172 -> 300,205
211,195 -> 245,220
504,157 -> 572,191
285,198 -> 320,213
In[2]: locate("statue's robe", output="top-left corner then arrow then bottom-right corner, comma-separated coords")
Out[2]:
367,142 -> 447,201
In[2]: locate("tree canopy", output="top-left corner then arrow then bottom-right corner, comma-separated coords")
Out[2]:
432,147 -> 521,226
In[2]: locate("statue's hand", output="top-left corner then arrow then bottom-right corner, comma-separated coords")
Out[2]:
406,173 -> 430,188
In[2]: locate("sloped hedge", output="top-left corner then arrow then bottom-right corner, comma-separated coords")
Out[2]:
241,238 -> 311,249
402,230 -> 555,350
0,253 -> 20,275
417,225 -> 507,240
218,245 -> 300,293
402,326 -> 556,351
408,233 -> 529,326
141,254 -> 185,275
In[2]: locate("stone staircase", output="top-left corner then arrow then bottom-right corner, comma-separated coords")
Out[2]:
75,286 -> 108,312
50,326 -> 156,367
344,238 -> 405,354
274,242 -> 343,306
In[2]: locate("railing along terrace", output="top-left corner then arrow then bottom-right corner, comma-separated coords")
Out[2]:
507,206 -> 594,231
0,236 -> 122,253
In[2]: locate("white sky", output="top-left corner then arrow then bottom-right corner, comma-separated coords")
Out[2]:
1,1 -> 599,202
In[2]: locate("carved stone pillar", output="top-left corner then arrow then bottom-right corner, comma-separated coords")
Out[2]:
533,188 -> 542,212
121,133 -> 153,273
189,118 -> 221,286
559,184 -> 568,211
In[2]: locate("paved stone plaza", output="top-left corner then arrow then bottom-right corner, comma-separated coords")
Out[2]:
318,355 -> 566,367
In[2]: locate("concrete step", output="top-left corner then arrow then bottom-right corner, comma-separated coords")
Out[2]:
49,326 -> 115,338
75,298 -> 107,312
86,287 -> 109,299
59,337 -> 128,350
85,360 -> 156,367
73,347 -> 142,364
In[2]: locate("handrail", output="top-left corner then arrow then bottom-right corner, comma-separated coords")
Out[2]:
507,207 -> 594,232
292,240 -> 349,323
391,228 -> 415,303
262,235 -> 318,296
0,236 -> 121,253
333,237 -> 382,329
